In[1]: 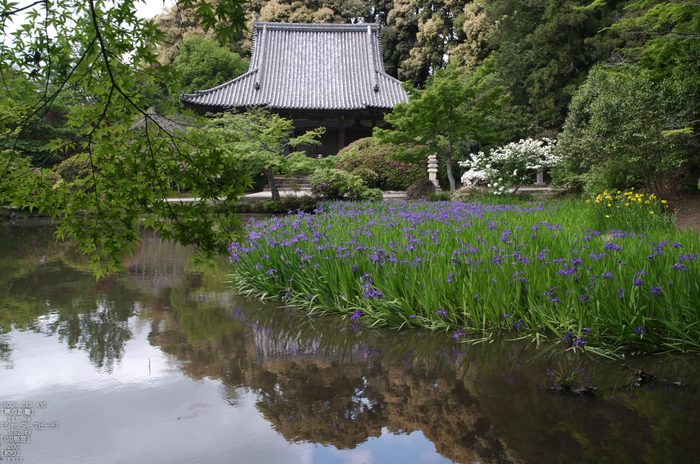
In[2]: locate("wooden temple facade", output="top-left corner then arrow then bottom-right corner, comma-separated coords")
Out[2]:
181,21 -> 408,156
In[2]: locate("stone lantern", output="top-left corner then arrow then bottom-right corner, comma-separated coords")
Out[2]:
427,154 -> 441,192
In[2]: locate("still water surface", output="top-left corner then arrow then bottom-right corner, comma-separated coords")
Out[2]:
1,219 -> 699,463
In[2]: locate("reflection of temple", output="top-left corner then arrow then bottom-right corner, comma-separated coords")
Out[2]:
148,305 -> 522,464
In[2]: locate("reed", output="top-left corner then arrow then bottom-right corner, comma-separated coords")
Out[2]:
231,198 -> 700,354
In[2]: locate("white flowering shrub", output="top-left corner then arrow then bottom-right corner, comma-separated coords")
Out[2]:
459,138 -> 560,194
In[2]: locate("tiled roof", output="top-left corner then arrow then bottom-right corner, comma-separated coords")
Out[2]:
130,114 -> 183,133
181,22 -> 408,111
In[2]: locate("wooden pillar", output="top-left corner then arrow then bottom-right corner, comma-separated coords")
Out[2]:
338,116 -> 346,152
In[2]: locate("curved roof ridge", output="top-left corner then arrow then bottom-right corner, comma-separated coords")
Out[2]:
378,72 -> 405,85
181,68 -> 259,100
254,21 -> 380,32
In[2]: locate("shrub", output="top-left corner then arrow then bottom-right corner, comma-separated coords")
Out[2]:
286,152 -> 335,176
335,137 -> 425,191
428,192 -> 452,202
261,200 -> 282,213
236,196 -> 320,214
405,178 -> 435,200
55,153 -> 95,183
451,185 -> 490,202
310,168 -> 381,201
350,167 -> 380,189
277,195 -> 321,214
366,188 -> 383,201
458,138 -> 559,195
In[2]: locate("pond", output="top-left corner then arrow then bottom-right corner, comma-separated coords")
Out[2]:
1,219 -> 699,463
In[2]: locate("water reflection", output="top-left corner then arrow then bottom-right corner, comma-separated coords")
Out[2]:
1,219 -> 700,463
162,300 -> 700,464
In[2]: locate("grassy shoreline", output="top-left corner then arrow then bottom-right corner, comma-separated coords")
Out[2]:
230,196 -> 700,355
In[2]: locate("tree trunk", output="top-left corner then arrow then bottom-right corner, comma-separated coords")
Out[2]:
263,167 -> 281,201
512,179 -> 524,195
445,142 -> 456,191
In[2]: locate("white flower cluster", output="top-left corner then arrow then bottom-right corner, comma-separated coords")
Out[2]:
459,138 -> 559,193
489,137 -> 560,170
458,151 -> 493,186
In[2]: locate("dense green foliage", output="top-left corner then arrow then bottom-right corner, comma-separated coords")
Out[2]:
335,137 -> 425,190
611,0 -> 700,190
0,82 -> 85,168
611,0 -> 700,81
203,110 -> 325,201
483,0 -> 626,133
174,36 -> 248,94
0,0 -> 249,274
154,0 -> 243,66
376,62 -> 509,191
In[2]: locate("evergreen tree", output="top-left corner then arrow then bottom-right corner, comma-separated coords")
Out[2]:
155,0 -> 249,66
480,0 -> 625,134
611,0 -> 700,166
174,36 -> 248,93
555,65 -> 693,195
383,0 -> 469,88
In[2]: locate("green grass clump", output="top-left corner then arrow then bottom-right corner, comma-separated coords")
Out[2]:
589,189 -> 675,232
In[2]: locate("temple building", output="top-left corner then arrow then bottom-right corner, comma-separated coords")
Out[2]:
181,21 -> 409,156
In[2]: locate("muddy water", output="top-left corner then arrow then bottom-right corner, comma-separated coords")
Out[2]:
1,219 -> 699,464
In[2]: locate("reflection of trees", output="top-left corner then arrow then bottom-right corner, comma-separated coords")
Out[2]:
4,259 -> 140,372
255,361 -> 385,449
44,302 -> 135,373
154,300 -> 700,464
251,357 -> 516,463
122,228 -> 192,295
0,221 -> 66,279
0,221 -> 74,330
0,223 -> 186,371
0,221 -> 229,372
0,331 -> 12,368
